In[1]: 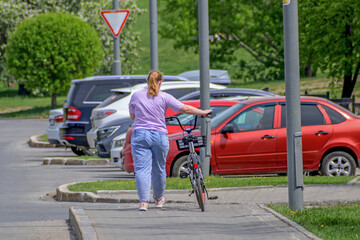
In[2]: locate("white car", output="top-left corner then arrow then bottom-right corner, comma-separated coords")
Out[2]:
110,133 -> 127,169
86,81 -> 226,148
47,108 -> 65,146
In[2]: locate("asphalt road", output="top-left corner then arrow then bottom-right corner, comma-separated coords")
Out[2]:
0,118 -> 133,239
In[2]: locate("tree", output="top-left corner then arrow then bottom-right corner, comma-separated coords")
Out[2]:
6,12 -> 102,107
159,0 -> 286,82
299,0 -> 360,98
0,0 -> 143,84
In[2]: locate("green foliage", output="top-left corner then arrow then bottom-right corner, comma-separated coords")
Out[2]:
6,12 -> 102,97
0,0 -> 144,82
299,0 -> 360,97
160,0 -> 360,97
132,0 -> 199,75
78,0 -> 144,75
159,0 -> 285,82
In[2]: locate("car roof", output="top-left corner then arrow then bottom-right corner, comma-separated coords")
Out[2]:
110,81 -> 226,92
181,99 -> 239,105
178,88 -> 277,101
71,75 -> 189,83
177,69 -> 231,84
231,95 -> 348,106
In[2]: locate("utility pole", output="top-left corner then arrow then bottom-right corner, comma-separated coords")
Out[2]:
198,0 -> 211,176
113,0 -> 121,75
283,0 -> 304,211
149,0 -> 158,70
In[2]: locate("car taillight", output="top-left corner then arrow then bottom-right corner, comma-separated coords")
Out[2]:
62,136 -> 75,140
54,115 -> 64,123
67,106 -> 81,121
94,109 -> 116,120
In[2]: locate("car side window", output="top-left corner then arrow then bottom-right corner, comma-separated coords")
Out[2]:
228,104 -> 275,132
321,104 -> 346,124
163,88 -> 200,99
281,103 -> 325,128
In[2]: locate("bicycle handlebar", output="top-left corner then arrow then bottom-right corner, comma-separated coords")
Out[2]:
165,113 -> 213,134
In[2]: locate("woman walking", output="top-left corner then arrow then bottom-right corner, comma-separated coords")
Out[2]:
129,70 -> 212,211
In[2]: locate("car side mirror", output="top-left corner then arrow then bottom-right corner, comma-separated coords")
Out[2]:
220,123 -> 235,134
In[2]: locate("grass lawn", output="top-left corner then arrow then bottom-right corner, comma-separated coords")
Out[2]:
268,202 -> 360,240
68,175 -> 355,193
0,82 -> 66,118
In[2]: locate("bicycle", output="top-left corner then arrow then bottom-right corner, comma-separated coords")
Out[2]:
165,115 -> 217,212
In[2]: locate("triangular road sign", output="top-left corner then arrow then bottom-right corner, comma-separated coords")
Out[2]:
100,10 -> 130,38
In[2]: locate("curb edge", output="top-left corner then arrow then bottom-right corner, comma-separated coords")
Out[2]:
258,204 -> 322,240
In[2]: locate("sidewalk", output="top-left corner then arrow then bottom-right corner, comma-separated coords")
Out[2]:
68,181 -> 360,240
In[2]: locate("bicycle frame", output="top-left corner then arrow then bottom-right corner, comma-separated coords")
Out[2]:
166,115 -> 215,211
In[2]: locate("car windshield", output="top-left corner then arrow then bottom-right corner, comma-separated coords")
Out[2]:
167,105 -> 231,126
211,103 -> 245,129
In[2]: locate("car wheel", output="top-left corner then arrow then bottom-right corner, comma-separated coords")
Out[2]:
171,155 -> 189,177
320,151 -> 356,176
71,146 -> 85,156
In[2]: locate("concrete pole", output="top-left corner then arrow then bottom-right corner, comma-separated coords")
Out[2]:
198,0 -> 210,176
149,0 -> 158,70
113,0 -> 121,75
283,0 -> 304,211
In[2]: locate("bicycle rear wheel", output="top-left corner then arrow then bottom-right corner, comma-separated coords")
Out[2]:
194,174 -> 205,212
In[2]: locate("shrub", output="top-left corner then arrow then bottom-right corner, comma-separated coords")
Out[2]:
6,12 -> 102,105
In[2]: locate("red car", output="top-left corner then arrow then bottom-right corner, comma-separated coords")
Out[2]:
121,100 -> 239,173
167,96 -> 360,177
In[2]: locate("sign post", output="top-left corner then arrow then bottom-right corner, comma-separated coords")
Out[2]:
100,8 -> 130,75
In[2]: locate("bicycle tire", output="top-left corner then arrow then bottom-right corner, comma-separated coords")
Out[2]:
195,173 -> 205,212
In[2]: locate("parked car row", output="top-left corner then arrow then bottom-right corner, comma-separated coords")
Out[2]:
86,80 -> 226,150
120,96 -> 360,177
47,72 -> 359,177
47,70 -> 232,155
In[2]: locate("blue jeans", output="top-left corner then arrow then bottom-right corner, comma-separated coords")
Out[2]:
131,129 -> 169,202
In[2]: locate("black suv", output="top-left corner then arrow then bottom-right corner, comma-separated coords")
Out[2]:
60,75 -> 188,155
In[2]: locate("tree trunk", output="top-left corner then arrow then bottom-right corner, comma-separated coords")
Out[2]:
341,24 -> 355,98
303,62 -> 316,77
51,93 -> 57,108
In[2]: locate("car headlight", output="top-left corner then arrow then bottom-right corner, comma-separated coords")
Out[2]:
97,125 -> 121,141
112,138 -> 126,148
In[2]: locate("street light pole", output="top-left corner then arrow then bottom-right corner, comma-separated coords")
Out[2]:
149,0 -> 158,70
198,0 -> 211,176
113,0 -> 121,75
283,0 -> 304,211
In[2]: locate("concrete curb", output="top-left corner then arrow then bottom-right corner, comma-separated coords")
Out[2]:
56,182 -> 139,203
258,204 -> 322,240
43,157 -> 110,166
69,207 -> 97,240
28,135 -> 58,148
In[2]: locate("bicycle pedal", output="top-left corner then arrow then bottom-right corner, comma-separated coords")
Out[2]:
208,196 -> 218,200
179,172 -> 189,179
189,190 -> 194,197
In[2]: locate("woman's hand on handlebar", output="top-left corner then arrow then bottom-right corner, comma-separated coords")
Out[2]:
202,110 -> 212,118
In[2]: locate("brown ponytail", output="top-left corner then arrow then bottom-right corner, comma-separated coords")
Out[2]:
147,70 -> 163,97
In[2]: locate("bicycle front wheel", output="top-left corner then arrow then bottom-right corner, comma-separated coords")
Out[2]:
195,174 -> 205,212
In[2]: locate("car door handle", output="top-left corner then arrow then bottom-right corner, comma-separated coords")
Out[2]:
315,131 -> 328,136
261,135 -> 275,140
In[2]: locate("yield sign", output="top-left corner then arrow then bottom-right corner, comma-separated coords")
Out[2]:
100,9 -> 130,38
